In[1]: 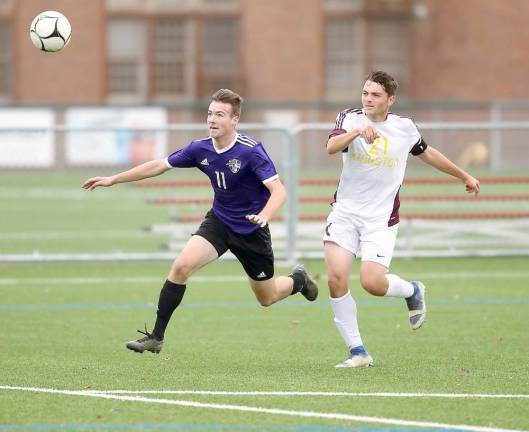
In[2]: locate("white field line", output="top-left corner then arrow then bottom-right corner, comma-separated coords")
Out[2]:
1,271 -> 529,286
0,386 -> 526,432
92,390 -> 529,399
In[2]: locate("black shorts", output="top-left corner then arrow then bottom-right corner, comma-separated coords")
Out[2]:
194,210 -> 275,281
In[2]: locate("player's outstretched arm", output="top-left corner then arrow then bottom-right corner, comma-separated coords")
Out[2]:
81,159 -> 170,191
418,146 -> 480,195
246,178 -> 287,227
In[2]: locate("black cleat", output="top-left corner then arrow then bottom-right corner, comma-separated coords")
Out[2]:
126,325 -> 163,354
293,264 -> 318,301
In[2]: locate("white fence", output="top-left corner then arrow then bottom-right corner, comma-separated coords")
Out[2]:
1,121 -> 529,263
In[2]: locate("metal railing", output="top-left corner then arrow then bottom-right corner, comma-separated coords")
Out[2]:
1,121 -> 529,263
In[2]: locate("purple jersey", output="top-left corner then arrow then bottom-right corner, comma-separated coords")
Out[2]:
165,133 -> 279,234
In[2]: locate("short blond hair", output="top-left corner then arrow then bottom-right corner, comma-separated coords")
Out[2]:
211,89 -> 243,118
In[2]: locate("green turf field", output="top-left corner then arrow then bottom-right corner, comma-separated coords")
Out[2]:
1,257 -> 528,431
1,170 -> 528,431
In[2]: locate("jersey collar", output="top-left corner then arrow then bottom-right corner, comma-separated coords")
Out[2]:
211,133 -> 238,154
362,108 -> 389,123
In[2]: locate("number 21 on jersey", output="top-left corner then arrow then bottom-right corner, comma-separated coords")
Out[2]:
367,136 -> 389,156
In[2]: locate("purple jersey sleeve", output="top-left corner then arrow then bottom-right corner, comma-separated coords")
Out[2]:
166,142 -> 197,168
249,144 -> 278,182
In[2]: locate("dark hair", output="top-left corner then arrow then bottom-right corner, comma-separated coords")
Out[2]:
365,71 -> 398,96
211,88 -> 243,117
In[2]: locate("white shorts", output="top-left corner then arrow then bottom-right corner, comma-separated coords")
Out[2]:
323,216 -> 398,268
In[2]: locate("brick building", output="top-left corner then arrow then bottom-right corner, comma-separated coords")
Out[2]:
1,0 -> 528,122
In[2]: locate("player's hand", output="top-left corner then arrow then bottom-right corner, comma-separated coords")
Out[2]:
246,214 -> 269,227
358,125 -> 379,144
464,175 -> 480,196
81,176 -> 114,191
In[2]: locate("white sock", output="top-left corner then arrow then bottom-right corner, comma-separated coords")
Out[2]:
330,291 -> 363,350
385,273 -> 414,298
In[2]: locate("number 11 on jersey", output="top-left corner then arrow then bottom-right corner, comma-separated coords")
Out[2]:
215,171 -> 227,189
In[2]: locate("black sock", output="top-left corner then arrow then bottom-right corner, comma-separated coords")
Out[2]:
152,280 -> 186,340
289,272 -> 305,295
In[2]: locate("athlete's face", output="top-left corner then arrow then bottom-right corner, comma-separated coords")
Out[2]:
207,101 -> 239,140
361,80 -> 395,122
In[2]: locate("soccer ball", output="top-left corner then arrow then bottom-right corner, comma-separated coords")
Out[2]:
29,11 -> 72,52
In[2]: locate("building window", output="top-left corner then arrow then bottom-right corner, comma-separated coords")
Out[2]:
107,15 -> 240,102
107,0 -> 238,10
152,19 -> 193,99
157,0 -> 238,6
369,19 -> 409,96
325,11 -> 411,100
107,20 -> 147,101
325,17 -> 364,99
106,0 -> 146,8
0,22 -> 11,99
199,18 -> 241,97
325,0 -> 363,12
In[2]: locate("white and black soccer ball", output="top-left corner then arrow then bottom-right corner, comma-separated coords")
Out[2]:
30,11 -> 72,53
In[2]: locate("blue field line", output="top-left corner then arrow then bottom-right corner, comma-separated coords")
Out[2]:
0,424 -> 456,432
1,297 -> 529,313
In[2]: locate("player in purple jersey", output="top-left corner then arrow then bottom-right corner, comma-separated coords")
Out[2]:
82,89 -> 318,354
166,129 -> 280,235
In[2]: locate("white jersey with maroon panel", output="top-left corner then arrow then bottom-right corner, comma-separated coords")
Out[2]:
328,108 -> 426,226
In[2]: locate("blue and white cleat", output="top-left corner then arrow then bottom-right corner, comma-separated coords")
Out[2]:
406,281 -> 426,330
335,346 -> 374,368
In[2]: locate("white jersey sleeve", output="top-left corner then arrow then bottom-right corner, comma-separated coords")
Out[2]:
329,108 -> 363,138
342,114 -> 357,134
403,118 -> 428,156
403,118 -> 421,151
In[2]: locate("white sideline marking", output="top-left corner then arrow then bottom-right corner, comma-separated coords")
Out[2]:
0,386 -> 526,432
1,271 -> 528,286
93,390 -> 529,399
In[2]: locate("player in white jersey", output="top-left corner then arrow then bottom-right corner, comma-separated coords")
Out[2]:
324,71 -> 480,368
